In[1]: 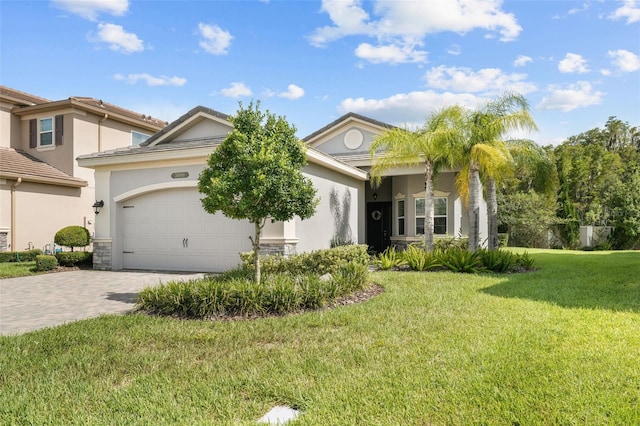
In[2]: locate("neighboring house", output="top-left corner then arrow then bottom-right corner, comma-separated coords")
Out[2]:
78,106 -> 487,273
0,86 -> 166,252
305,113 -> 487,252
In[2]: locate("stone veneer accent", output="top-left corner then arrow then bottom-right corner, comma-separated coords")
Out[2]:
92,239 -> 112,270
259,242 -> 297,257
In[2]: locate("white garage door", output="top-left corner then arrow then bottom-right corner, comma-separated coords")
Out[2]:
120,188 -> 253,272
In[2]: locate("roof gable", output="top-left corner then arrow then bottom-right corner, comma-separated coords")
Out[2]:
303,113 -> 394,162
141,106 -> 232,147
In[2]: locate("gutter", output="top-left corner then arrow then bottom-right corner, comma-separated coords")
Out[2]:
98,113 -> 108,152
10,177 -> 21,250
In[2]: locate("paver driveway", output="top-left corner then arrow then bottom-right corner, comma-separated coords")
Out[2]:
0,270 -> 205,336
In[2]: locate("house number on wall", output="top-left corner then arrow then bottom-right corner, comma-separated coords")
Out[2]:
371,210 -> 382,220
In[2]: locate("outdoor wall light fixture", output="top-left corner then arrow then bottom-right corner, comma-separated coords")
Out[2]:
92,200 -> 104,214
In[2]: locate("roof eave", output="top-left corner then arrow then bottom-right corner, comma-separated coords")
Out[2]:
0,172 -> 88,188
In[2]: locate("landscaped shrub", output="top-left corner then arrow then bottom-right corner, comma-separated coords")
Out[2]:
433,237 -> 468,251
478,249 -> 516,273
54,226 -> 90,252
439,248 -> 483,273
0,249 -> 43,263
498,233 -> 509,248
56,252 -> 92,267
240,244 -> 369,276
373,247 -> 406,270
137,262 -> 370,318
401,245 -> 441,272
36,255 -> 58,271
515,251 -> 536,271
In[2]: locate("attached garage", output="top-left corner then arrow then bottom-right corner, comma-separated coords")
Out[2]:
78,106 -> 368,272
119,187 -> 253,272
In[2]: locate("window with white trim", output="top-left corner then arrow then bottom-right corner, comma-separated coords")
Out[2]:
434,197 -> 447,235
397,199 -> 405,236
415,197 -> 447,235
39,118 -> 53,146
132,130 -> 150,146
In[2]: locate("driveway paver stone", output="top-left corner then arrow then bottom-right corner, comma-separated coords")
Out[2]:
0,270 -> 205,335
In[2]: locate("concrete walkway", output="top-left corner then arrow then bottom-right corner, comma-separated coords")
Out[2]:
0,270 -> 205,336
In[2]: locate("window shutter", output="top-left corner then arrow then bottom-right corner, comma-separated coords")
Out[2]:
55,115 -> 64,146
29,119 -> 37,148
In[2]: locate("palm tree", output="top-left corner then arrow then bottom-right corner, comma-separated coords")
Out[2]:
456,92 -> 538,251
369,107 -> 465,251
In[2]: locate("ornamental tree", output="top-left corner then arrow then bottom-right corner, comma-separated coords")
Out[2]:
198,101 -> 318,283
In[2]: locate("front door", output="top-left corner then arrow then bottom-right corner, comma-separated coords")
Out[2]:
367,202 -> 392,253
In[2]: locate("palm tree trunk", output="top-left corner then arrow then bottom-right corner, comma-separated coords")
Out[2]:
487,177 -> 498,251
424,161 -> 435,252
468,162 -> 482,251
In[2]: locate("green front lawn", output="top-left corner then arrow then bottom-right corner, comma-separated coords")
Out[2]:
1,250 -> 639,424
0,261 -> 37,278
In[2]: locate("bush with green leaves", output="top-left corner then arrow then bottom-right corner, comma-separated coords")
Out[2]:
433,237 -> 468,251
401,245 -> 441,272
137,262 -> 370,318
0,249 -> 43,263
56,252 -> 92,267
240,244 -> 369,277
439,247 -> 484,273
515,251 -> 536,270
373,247 -> 406,270
36,255 -> 58,271
54,226 -> 90,252
478,249 -> 516,273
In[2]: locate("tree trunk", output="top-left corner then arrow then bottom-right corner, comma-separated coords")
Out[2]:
424,161 -> 435,252
252,221 -> 261,284
487,177 -> 498,251
468,162 -> 482,251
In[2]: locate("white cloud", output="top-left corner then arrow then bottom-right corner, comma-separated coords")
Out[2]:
447,44 -> 462,56
423,65 -> 537,95
558,53 -> 589,73
93,23 -> 144,54
52,0 -> 128,21
537,81 -> 604,112
600,69 -> 612,76
607,49 -> 640,72
113,73 -> 186,86
309,0 -> 522,64
609,0 -> 640,23
568,2 -> 590,15
278,84 -> 305,100
198,23 -> 233,55
220,82 -> 252,98
514,55 -> 532,67
355,42 -> 427,64
338,90 -> 486,125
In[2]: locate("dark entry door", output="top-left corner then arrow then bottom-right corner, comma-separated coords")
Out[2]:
367,202 -> 392,253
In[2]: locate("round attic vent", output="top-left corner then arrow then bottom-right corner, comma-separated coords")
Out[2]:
344,129 -> 364,150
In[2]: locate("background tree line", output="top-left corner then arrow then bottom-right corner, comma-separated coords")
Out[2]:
499,116 -> 640,250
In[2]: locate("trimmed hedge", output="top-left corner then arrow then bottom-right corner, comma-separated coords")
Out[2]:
54,226 -> 90,251
240,244 -> 370,276
36,255 -> 58,271
56,252 -> 93,267
0,249 -> 43,263
137,262 -> 370,318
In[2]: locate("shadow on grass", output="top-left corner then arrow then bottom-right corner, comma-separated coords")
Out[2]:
481,250 -> 640,313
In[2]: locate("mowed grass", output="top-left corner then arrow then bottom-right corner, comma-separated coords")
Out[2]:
1,250 -> 639,425
0,261 -> 37,278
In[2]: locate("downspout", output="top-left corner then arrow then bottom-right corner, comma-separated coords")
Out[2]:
10,177 -> 22,250
98,113 -> 108,152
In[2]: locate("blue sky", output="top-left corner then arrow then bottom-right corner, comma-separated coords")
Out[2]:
1,0 -> 639,144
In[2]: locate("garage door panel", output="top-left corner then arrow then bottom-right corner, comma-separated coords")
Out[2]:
121,188 -> 253,272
